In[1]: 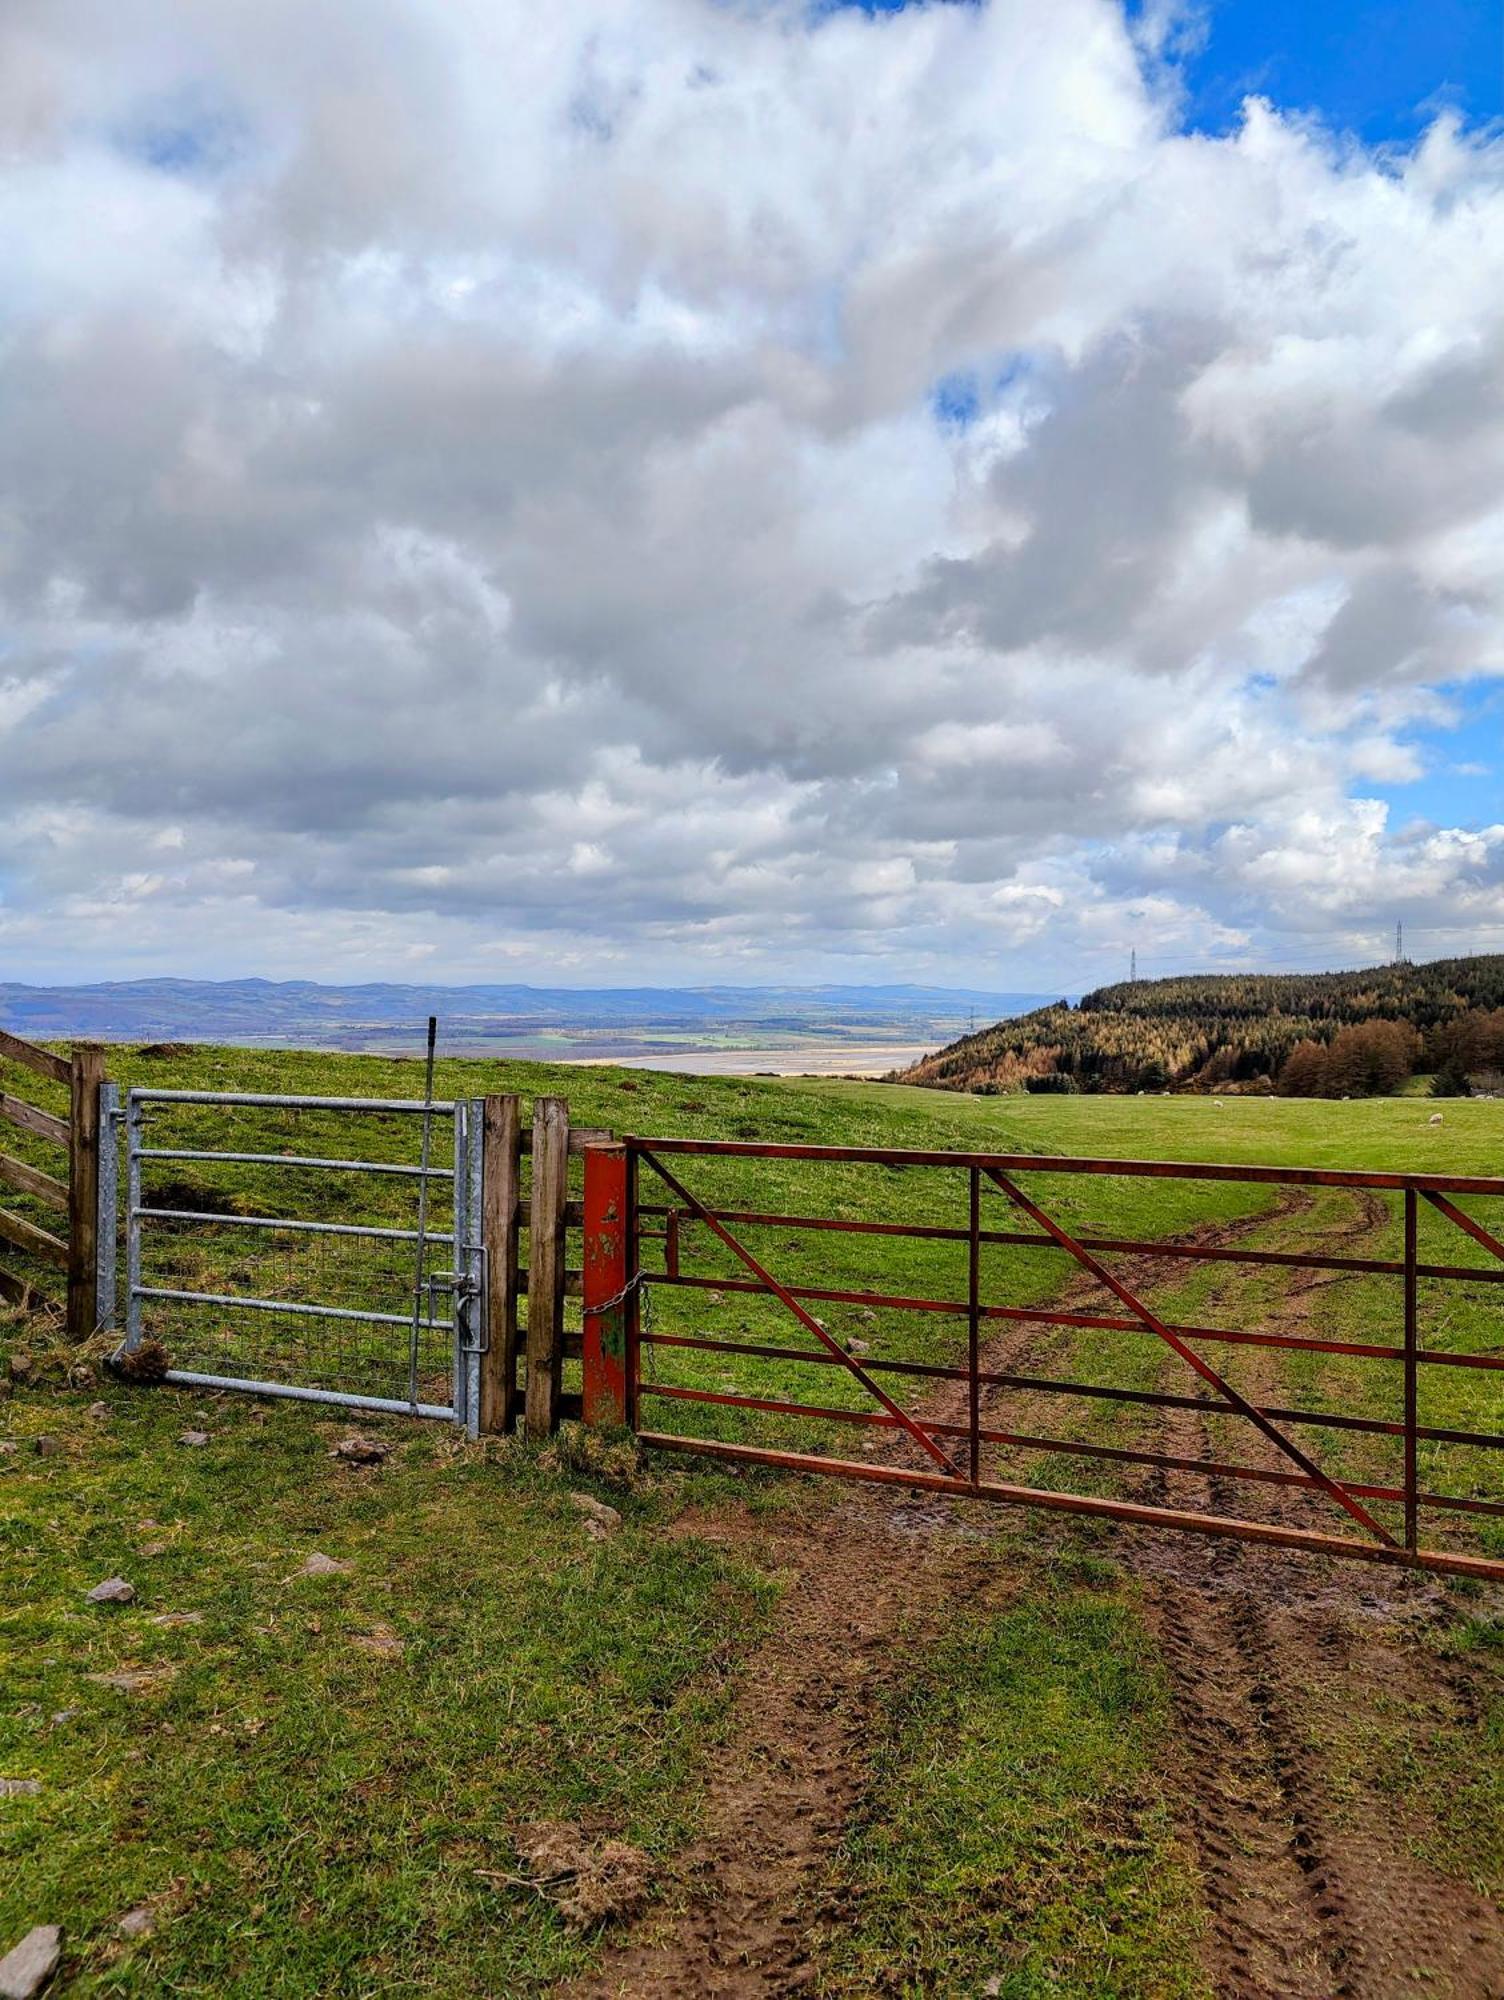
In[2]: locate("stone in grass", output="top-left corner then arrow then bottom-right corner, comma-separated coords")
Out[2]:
0,1780 -> 40,1799
177,1430 -> 210,1448
115,1907 -> 155,1941
85,1668 -> 174,1694
328,1435 -> 393,1465
0,1924 -> 61,2000
350,1623 -> 404,1659
84,1577 -> 135,1606
87,1402 -> 110,1420
569,1492 -> 622,1540
149,1611 -> 203,1628
33,1438 -> 61,1458
290,1552 -> 351,1578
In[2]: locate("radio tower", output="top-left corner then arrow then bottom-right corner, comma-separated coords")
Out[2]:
1395,920 -> 1405,965
1130,946 -> 1137,984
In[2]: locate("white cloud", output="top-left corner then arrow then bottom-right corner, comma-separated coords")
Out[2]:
0,0 -> 1500,987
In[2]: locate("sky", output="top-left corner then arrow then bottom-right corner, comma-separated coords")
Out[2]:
0,0 -> 1501,993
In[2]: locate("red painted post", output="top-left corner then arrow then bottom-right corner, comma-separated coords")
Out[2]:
582,1141 -> 630,1428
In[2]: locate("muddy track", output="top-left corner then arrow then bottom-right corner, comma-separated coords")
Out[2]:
1119,1187 -> 1504,1998
562,1505 -> 993,1999
567,1188 -> 1504,1997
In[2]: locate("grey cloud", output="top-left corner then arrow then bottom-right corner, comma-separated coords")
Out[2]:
1,0 -> 1503,986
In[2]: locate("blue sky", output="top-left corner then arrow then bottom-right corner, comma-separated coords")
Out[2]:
1160,0 -> 1502,144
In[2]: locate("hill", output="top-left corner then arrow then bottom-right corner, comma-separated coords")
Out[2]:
0,977 -> 1048,1064
895,954 -> 1504,1097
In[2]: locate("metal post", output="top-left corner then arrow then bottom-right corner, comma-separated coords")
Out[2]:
626,1145 -> 640,1432
95,1083 -> 120,1334
583,1142 -> 629,1428
968,1165 -> 981,1487
124,1092 -> 143,1353
1404,1185 -> 1418,1552
451,1099 -> 468,1427
464,1097 -> 486,1438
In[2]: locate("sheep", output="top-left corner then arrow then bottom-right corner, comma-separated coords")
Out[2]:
1428,1112 -> 1444,1126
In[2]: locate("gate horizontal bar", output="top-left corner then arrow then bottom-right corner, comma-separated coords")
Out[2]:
627,1136 -> 1504,1199
638,1433 -> 1504,1581
130,1089 -> 459,1113
134,1205 -> 455,1245
644,1270 -> 1504,1371
637,1382 -> 1504,1517
133,1283 -> 454,1331
163,1368 -> 454,1419
639,1331 -> 1504,1452
136,1146 -> 452,1178
635,1200 -> 1504,1285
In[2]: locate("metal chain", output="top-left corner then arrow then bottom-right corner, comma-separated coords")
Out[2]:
587,1268 -> 650,1318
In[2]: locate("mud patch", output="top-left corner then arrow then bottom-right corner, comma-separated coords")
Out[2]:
561,1506 -> 991,1998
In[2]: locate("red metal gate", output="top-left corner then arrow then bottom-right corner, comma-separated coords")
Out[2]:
580,1137 -> 1504,1583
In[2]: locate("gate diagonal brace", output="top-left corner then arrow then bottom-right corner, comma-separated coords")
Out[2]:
638,1148 -> 966,1481
1423,1190 -> 1504,1268
984,1169 -> 1397,1549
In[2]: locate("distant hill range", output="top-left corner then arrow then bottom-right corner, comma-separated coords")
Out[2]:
896,955 -> 1504,1097
0,977 -> 1048,1057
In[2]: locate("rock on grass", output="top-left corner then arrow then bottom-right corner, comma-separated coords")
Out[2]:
84,1577 -> 135,1605
289,1552 -> 351,1578
0,1925 -> 60,2000
569,1492 -> 622,1541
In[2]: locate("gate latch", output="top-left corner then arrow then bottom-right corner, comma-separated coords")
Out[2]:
426,1257 -> 489,1355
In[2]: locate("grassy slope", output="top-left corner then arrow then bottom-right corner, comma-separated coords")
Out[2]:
4,1050 -> 1503,1995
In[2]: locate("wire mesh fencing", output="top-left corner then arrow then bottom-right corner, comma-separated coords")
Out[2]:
114,1089 -> 484,1425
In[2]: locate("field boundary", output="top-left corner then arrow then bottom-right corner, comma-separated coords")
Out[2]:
0,1028 -> 105,1333
579,1134 -> 1504,1581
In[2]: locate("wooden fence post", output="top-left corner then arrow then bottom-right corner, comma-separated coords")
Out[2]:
479,1094 -> 521,1434
67,1043 -> 106,1339
582,1142 -> 630,1428
525,1096 -> 569,1439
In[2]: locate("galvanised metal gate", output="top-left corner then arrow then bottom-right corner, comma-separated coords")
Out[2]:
104,1087 -> 485,1430
578,1137 -> 1504,1583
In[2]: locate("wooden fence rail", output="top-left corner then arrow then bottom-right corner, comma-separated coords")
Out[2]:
0,1031 -> 106,1334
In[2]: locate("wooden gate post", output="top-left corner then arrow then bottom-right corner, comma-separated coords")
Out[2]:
582,1142 -> 630,1428
524,1096 -> 569,1439
479,1094 -> 521,1434
67,1043 -> 106,1339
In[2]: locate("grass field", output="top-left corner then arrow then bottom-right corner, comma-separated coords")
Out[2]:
4,1049 -> 1503,1994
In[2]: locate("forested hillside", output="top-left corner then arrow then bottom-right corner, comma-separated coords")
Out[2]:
896,955 -> 1504,1097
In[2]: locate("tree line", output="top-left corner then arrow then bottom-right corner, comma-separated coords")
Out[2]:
895,955 -> 1504,1098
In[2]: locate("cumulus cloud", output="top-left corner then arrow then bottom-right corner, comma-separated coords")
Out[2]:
0,0 -> 1501,986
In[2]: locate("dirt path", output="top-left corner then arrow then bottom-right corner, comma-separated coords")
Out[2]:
1118,1188 -> 1504,1999
568,1188 -> 1504,1998
561,1503 -> 993,2000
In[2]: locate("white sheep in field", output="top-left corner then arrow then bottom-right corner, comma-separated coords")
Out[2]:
1429,1112 -> 1444,1126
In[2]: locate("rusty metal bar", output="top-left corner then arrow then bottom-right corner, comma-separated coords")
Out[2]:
636,1380 -> 1504,1517
638,1330 -> 1504,1453
984,1167 -> 1396,1546
627,1136 -> 1504,1199
635,1146 -> 964,1479
1405,1187 -> 1419,1551
1423,1189 -> 1504,1266
648,1268 -> 1504,1370
635,1200 -> 1488,1281
968,1165 -> 981,1486
637,1433 -> 1504,1582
